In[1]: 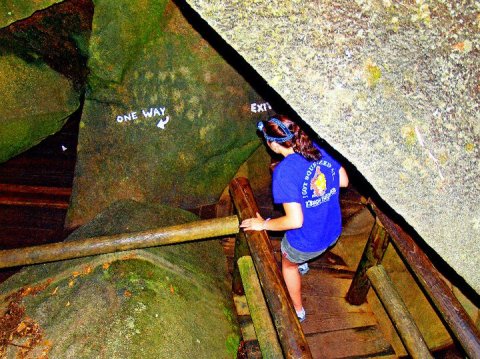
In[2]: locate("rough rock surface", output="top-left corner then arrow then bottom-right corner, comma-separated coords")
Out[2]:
0,0 -> 91,163
0,1 -> 62,27
0,200 -> 239,358
66,0 -> 267,228
0,53 -> 79,163
184,0 -> 480,293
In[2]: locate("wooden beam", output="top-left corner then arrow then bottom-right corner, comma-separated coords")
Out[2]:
346,216 -> 390,305
371,204 -> 480,359
367,265 -> 433,359
230,177 -> 312,359
0,215 -> 239,268
0,184 -> 71,208
232,231 -> 250,295
238,255 -> 284,358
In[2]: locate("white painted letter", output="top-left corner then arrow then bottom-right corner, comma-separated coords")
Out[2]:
142,108 -> 154,118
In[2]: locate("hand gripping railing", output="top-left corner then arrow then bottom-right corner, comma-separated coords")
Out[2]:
346,200 -> 480,359
230,177 -> 313,359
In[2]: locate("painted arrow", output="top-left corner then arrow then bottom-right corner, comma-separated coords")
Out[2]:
157,116 -> 170,129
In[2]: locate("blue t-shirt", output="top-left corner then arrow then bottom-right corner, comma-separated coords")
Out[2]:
272,148 -> 342,252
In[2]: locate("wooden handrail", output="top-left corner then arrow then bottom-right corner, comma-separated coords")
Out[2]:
230,177 -> 312,359
0,216 -> 239,268
367,265 -> 433,358
238,255 -> 284,358
371,203 -> 480,358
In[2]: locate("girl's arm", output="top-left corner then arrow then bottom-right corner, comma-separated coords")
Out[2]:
339,166 -> 349,188
240,202 -> 303,232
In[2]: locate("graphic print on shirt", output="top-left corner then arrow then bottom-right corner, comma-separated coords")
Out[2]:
310,166 -> 326,197
302,160 -> 337,208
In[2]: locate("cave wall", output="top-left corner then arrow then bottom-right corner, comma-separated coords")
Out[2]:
0,200 -> 239,358
0,0 -> 91,163
184,0 -> 480,294
66,0 -> 268,228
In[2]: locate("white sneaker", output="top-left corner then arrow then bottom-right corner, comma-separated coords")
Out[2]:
296,307 -> 306,322
298,263 -> 309,276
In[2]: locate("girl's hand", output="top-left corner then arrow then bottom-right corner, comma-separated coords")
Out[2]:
240,212 -> 267,231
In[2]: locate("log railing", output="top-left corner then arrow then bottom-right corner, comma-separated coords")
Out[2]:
0,216 -> 239,268
230,177 -> 312,359
347,200 -> 480,359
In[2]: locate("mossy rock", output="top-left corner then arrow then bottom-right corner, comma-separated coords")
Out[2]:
0,1 -> 62,28
0,53 -> 80,163
66,0 -> 265,227
0,200 -> 239,358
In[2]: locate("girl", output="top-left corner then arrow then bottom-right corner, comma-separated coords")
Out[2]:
240,115 -> 349,322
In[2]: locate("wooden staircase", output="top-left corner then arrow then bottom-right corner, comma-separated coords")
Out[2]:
0,115 -> 473,358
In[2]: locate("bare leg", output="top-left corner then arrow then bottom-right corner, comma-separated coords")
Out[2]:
282,256 -> 303,312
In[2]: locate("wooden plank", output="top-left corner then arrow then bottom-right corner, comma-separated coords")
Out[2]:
302,271 -> 355,298
301,295 -> 371,315
0,183 -> 72,196
301,310 -> 378,335
306,326 -> 395,359
0,195 -> 69,208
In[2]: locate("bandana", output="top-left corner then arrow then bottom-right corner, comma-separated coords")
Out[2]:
257,117 -> 294,143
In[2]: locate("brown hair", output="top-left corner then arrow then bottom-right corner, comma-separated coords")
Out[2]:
262,115 -> 321,161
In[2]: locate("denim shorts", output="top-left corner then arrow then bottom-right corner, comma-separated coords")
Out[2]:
280,235 -> 338,264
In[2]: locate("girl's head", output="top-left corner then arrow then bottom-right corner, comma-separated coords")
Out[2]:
257,115 -> 321,161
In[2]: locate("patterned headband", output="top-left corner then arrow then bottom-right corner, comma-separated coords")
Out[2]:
257,117 -> 294,143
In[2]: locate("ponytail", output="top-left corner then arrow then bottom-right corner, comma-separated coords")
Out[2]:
260,115 -> 321,161
293,126 -> 321,161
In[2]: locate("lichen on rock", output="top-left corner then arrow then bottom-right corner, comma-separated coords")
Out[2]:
67,0 -> 266,227
0,200 -> 239,358
0,53 -> 79,163
184,0 -> 480,293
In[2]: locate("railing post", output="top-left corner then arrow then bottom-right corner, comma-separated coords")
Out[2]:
238,255 -> 284,358
230,177 -> 313,359
346,214 -> 390,305
232,231 -> 249,295
367,265 -> 433,359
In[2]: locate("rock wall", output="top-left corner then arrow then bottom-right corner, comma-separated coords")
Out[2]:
0,200 -> 239,358
66,0 -> 268,228
184,0 -> 480,294
0,0 -> 91,163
